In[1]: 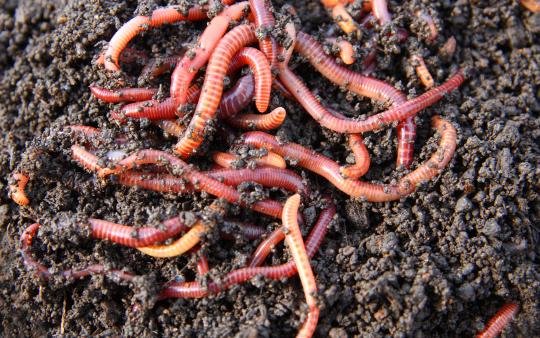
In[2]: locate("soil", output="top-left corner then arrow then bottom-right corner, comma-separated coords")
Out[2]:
0,0 -> 539,336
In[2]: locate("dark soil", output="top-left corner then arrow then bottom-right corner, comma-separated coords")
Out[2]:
1,0 -> 539,336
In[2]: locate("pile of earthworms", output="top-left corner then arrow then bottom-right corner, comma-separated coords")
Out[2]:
10,0 -> 532,336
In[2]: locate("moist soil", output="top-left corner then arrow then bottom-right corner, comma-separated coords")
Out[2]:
0,0 -> 539,336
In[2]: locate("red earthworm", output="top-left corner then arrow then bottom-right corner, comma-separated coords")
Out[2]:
120,84 -> 201,120
340,134 -> 371,179
96,149 -> 283,218
20,223 -> 135,282
118,166 -> 307,196
248,225 -> 287,267
396,118 -> 417,169
411,55 -> 435,88
89,86 -> 158,103
218,74 -> 255,120
327,38 -> 355,65
521,0 -> 540,11
212,151 -> 287,169
372,0 -> 391,25
170,2 -> 249,106
196,254 -> 209,275
138,221 -> 206,258
219,220 -> 267,241
397,116 -> 457,195
9,172 -> 30,206
71,145 -> 105,173
95,47 -> 149,66
103,5 -> 208,72
282,194 -> 319,337
174,24 -> 258,159
155,120 -> 186,137
239,120 -> 456,200
278,65 -> 464,133
295,32 -> 406,105
416,10 -> 438,42
88,216 -> 188,248
332,4 -> 359,36
158,200 -> 336,298
139,55 -> 179,80
226,107 -> 287,130
65,125 -> 100,137
227,47 -> 272,112
476,303 -> 519,338
248,0 -> 277,67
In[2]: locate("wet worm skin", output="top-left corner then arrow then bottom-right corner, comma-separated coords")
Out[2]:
332,4 -> 359,36
9,172 -> 30,206
334,39 -> 356,65
196,254 -> 210,275
396,119 -> 417,169
226,107 -> 287,130
71,145 -> 105,173
158,200 -> 336,299
103,6 -> 208,72
137,221 -> 206,258
170,3 -> 248,106
174,24 -> 257,159
278,66 -> 464,133
282,194 -> 319,338
340,134 -> 371,179
411,55 -> 434,88
239,119 -> 456,201
227,47 -> 272,112
218,75 -> 255,120
94,149 -> 284,218
212,151 -> 287,169
96,47 -> 149,66
89,86 -> 158,103
476,303 -> 519,338
89,216 -> 188,248
248,0 -> 277,67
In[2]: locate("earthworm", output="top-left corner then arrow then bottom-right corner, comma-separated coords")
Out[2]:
227,47 -> 272,112
327,38 -> 355,65
248,224 -> 287,267
96,149 -> 283,218
295,32 -> 407,104
521,0 -> 540,11
139,55 -> 179,80
396,118 -> 417,168
103,5 -> 208,72
416,10 -> 438,42
340,134 -> 371,179
226,107 -> 287,130
320,0 -> 354,8
212,151 -> 287,169
138,221 -> 206,258
155,120 -> 186,137
239,118 -> 456,200
476,303 -> 519,338
9,172 -> 30,206
218,74 -> 255,120
278,65 -> 464,133
332,4 -> 359,36
120,85 -> 200,120
20,223 -> 135,282
89,86 -> 158,103
282,194 -> 319,338
88,216 -> 188,248
372,0 -> 391,25
65,125 -> 100,137
138,202 -> 225,258
219,220 -> 267,240
96,47 -> 149,66
248,0 -> 277,67
411,55 -> 434,88
196,254 -> 210,275
174,24 -> 257,159
170,2 -> 249,106
71,145 -> 105,173
158,200 -> 336,298
273,79 -> 294,99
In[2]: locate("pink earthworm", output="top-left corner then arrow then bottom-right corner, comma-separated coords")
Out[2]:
226,107 -> 287,130
9,172 -> 30,206
218,74 -> 255,120
158,200 -> 336,299
227,47 -> 272,112
174,24 -> 258,159
196,254 -> 210,275
95,47 -> 149,66
170,2 -> 249,106
396,119 -> 417,169
155,120 -> 186,137
326,38 -> 356,65
239,117 -> 456,201
340,134 -> 371,179
89,86 -> 158,103
248,0 -> 277,67
212,151 -> 287,169
88,216 -> 188,248
476,303 -> 519,338
372,0 -> 391,25
139,55 -> 180,80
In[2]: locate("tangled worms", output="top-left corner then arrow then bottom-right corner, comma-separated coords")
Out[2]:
9,172 -> 30,206
476,303 -> 519,338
